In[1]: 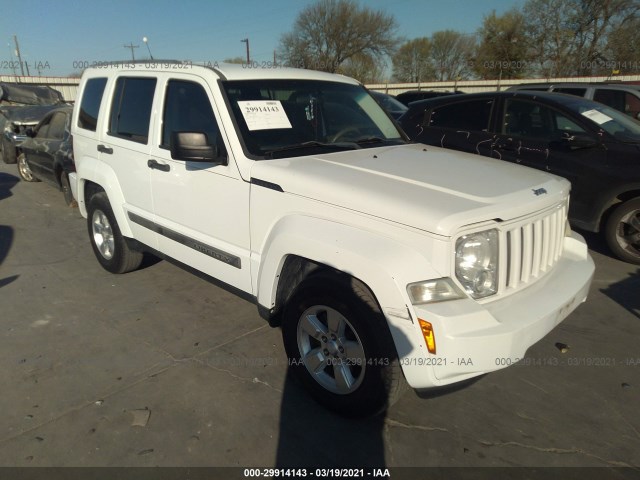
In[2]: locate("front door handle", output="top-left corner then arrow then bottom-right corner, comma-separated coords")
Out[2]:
147,159 -> 170,172
97,144 -> 113,154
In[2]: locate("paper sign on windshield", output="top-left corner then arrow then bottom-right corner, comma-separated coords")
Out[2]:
238,100 -> 292,131
581,109 -> 613,125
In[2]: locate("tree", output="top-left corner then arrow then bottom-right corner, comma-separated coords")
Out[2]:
339,54 -> 386,83
279,0 -> 399,73
473,9 -> 532,79
523,0 -> 640,76
392,38 -> 433,82
606,15 -> 640,74
570,0 -> 640,75
523,0 -> 578,77
430,30 -> 476,81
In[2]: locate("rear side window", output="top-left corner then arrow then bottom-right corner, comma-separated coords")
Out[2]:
108,77 -> 157,144
594,89 -> 640,118
78,78 -> 107,131
428,100 -> 493,131
553,87 -> 587,97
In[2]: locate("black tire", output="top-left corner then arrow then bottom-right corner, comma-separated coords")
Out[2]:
1,137 -> 17,164
86,192 -> 143,273
282,274 -> 406,417
16,153 -> 40,182
605,198 -> 640,265
60,172 -> 77,207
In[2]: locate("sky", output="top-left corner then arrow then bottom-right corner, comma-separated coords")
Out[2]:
1,0 -> 522,78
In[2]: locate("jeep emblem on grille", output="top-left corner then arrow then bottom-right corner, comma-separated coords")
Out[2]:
532,188 -> 547,196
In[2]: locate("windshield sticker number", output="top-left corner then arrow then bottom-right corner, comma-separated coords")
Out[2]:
238,100 -> 292,131
581,109 -> 613,125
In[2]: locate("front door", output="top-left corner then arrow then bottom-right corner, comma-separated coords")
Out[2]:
148,76 -> 251,292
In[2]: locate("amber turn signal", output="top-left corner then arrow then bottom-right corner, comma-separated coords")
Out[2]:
418,318 -> 436,354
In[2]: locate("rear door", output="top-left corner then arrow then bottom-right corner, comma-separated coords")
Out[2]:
99,74 -> 159,250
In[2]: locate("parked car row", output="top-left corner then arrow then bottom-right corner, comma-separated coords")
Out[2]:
397,91 -> 640,264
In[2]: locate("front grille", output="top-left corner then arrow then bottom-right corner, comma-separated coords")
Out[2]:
504,202 -> 567,291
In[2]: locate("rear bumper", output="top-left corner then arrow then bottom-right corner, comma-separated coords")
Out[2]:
401,232 -> 594,389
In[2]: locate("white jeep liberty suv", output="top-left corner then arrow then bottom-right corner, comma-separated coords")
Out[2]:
71,62 -> 595,416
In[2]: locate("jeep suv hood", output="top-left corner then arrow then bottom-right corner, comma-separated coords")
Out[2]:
250,143 -> 570,236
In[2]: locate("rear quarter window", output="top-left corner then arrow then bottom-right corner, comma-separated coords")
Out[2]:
78,78 -> 107,132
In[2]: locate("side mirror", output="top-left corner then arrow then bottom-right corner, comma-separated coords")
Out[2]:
170,132 -> 219,163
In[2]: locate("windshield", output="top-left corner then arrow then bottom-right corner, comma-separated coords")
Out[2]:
562,96 -> 640,143
370,91 -> 408,114
223,80 -> 405,158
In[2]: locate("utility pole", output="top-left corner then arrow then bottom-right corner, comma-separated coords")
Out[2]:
241,38 -> 250,64
123,42 -> 139,61
273,50 -> 276,66
13,35 -> 25,76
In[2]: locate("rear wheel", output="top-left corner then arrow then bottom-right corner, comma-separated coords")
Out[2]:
605,198 -> 640,264
17,153 -> 39,182
87,192 -> 142,273
282,274 -> 406,417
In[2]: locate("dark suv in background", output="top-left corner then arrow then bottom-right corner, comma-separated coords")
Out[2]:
399,91 -> 640,264
507,82 -> 640,120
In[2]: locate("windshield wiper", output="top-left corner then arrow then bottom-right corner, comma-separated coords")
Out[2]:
354,136 -> 406,146
264,141 -> 359,158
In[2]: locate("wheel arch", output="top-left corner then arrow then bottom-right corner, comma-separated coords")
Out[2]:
77,156 -> 132,237
255,214 -> 446,360
596,186 -> 640,232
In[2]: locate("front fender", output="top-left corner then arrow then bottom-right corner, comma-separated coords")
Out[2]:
255,214 -> 448,381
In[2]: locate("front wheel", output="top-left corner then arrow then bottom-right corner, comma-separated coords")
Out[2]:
17,153 -> 39,182
282,274 -> 406,417
87,192 -> 142,273
605,198 -> 640,265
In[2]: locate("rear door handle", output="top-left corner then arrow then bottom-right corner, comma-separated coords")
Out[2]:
147,159 -> 170,172
97,144 -> 113,154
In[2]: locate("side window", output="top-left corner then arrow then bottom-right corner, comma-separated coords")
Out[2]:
47,112 -> 67,140
78,78 -> 107,131
593,89 -> 640,118
108,77 -> 157,144
503,99 -> 584,139
35,115 -> 53,139
428,100 -> 493,131
553,87 -> 587,97
161,80 -> 224,156
552,110 -> 585,134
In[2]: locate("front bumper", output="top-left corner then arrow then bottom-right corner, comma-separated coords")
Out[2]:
400,231 -> 594,389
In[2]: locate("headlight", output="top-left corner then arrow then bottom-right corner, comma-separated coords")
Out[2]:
407,278 -> 466,304
455,228 -> 499,299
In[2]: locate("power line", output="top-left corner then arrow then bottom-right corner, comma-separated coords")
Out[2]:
123,42 -> 139,61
